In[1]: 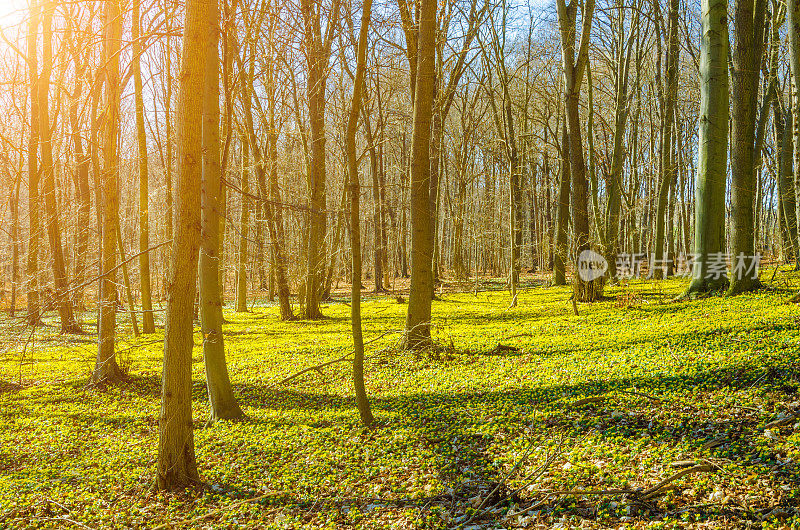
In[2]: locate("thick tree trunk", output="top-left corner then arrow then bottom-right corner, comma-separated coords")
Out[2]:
728,0 -> 766,294
683,0 -> 730,296
789,0 -> 800,268
403,0 -> 436,349
156,0 -> 210,491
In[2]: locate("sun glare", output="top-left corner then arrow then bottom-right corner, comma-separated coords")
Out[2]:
0,0 -> 28,28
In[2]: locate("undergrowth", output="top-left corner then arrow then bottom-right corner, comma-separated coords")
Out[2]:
1,277 -> 799,528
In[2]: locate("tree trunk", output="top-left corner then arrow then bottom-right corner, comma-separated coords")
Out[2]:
403,0 -> 436,349
26,0 -> 41,327
554,124 -> 570,286
156,0 -> 210,491
346,0 -> 375,427
68,44 -> 90,311
38,1 -> 80,333
93,0 -> 124,384
557,0 -> 599,302
134,0 -> 156,332
363,107 -> 385,292
200,0 -> 244,423
299,0 -> 341,319
683,0 -> 730,296
236,133 -> 250,313
728,0 -> 766,294
789,0 -> 800,269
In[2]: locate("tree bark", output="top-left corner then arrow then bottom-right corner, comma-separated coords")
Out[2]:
26,0 -> 41,327
683,0 -> 730,296
93,0 -> 124,385
554,123 -> 570,286
728,0 -> 767,294
200,0 -> 244,423
156,0 -> 210,491
346,0 -> 375,426
134,0 -> 156,332
557,0 -> 600,301
403,0 -> 436,349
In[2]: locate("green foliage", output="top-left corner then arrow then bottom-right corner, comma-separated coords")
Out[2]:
1,278 -> 799,527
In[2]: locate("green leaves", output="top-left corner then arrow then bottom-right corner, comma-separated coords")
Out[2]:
1,278 -> 799,526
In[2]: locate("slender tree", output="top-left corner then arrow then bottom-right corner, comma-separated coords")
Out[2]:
26,0 -> 40,327
200,0 -> 244,423
133,0 -> 156,332
346,0 -> 375,427
93,0 -> 124,384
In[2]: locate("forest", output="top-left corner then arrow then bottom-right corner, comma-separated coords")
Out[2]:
0,0 -> 799,527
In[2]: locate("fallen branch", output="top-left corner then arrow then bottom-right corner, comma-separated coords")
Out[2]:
269,330 -> 400,388
270,353 -> 353,387
506,461 -> 716,520
639,464 -> 715,500
488,344 -> 520,355
765,413 -> 797,429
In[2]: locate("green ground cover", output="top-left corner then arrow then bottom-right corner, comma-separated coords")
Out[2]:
1,277 -> 799,528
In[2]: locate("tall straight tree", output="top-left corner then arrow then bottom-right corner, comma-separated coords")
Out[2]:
346,0 -> 375,427
728,0 -> 767,294
66,17 -> 91,311
403,0 -> 437,349
299,0 -> 342,319
26,0 -> 40,326
39,0 -> 80,333
265,10 -> 295,320
156,0 -> 210,491
683,0 -> 730,296
556,0 -> 598,301
133,0 -> 155,333
200,0 -> 244,423
604,4 -> 637,279
93,0 -> 124,384
553,122 -> 570,286
789,0 -> 800,265
236,130 -> 250,313
653,0 -> 680,280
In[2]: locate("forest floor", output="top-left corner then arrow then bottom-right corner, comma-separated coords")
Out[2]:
1,273 -> 800,529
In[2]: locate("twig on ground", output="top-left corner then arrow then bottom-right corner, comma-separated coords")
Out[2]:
269,330 -> 400,388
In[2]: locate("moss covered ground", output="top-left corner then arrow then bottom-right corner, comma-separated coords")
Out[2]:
1,277 -> 799,528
